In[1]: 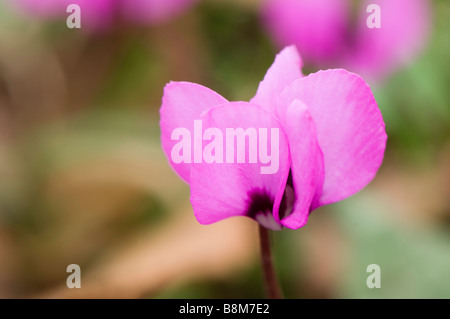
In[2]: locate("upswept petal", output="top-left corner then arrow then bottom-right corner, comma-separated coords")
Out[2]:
189,102 -> 290,230
277,69 -> 387,207
251,45 -> 303,115
160,81 -> 228,183
279,100 -> 324,229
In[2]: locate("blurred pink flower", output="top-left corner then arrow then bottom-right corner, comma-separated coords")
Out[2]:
262,0 -> 349,65
262,0 -> 430,81
160,47 -> 386,230
121,0 -> 197,25
11,0 -> 197,30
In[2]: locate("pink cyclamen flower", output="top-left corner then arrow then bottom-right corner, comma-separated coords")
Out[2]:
160,46 -> 387,230
11,0 -> 197,30
262,0 -> 430,81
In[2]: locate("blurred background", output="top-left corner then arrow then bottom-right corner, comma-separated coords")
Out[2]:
0,0 -> 449,298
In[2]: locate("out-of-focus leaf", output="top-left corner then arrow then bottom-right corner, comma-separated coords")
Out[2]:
334,194 -> 450,298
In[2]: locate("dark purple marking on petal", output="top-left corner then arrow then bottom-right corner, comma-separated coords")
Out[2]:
245,189 -> 274,220
245,189 -> 282,231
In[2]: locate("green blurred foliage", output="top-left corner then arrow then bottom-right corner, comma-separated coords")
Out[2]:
335,195 -> 450,298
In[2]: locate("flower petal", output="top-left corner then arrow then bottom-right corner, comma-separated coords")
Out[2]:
262,0 -> 350,65
189,102 -> 290,230
160,81 -> 228,183
279,100 -> 324,229
277,69 -> 387,207
347,0 -> 430,81
250,45 -> 303,115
